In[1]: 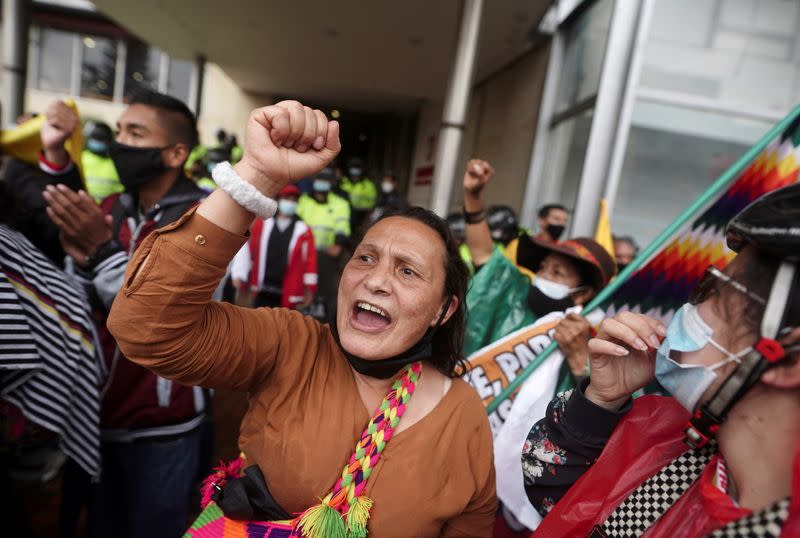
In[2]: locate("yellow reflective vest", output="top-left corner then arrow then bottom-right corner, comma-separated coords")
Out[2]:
297,192 -> 351,249
341,176 -> 378,211
82,150 -> 122,202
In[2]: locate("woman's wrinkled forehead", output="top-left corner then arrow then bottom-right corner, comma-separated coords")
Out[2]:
359,217 -> 447,271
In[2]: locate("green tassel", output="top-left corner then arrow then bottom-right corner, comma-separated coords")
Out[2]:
295,502 -> 346,538
346,496 -> 373,538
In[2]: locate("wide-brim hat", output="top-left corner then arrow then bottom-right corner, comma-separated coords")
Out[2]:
516,235 -> 617,290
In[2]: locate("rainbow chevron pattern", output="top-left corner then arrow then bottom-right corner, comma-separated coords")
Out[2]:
604,116 -> 800,323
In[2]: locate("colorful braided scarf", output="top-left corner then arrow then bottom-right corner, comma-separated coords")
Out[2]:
185,361 -> 422,538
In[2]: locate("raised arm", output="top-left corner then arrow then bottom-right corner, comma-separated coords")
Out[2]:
197,101 -> 340,234
107,101 -> 341,391
462,159 -> 495,267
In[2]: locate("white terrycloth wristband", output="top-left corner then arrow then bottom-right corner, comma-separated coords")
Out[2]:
212,161 -> 278,219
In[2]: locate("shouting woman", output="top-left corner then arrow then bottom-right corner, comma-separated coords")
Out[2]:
107,100 -> 496,537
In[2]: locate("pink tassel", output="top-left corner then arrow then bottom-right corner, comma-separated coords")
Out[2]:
200,457 -> 244,508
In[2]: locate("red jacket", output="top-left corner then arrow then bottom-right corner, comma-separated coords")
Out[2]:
231,217 -> 318,308
92,179 -> 207,439
534,396 -> 800,537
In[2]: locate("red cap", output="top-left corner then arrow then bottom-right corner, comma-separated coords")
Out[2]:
278,184 -> 301,198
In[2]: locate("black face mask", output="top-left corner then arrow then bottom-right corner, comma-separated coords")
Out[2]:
526,285 -> 574,318
617,263 -> 628,273
109,141 -> 169,189
546,224 -> 565,241
329,297 -> 452,379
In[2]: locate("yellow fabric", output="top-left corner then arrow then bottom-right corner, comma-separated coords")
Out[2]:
341,177 -> 378,210
231,145 -> 243,163
0,99 -> 85,186
197,177 -> 217,191
82,150 -> 122,202
184,145 -> 208,172
595,198 -> 615,257
297,193 -> 351,249
501,237 -> 536,281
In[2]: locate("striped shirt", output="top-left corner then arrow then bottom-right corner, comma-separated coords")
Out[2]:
0,224 -> 102,477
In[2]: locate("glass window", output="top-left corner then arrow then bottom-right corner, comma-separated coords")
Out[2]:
38,28 -> 74,92
641,0 -> 800,114
80,35 -> 117,100
124,42 -> 160,97
612,100 -> 771,245
554,0 -> 614,112
167,58 -> 193,103
541,111 -> 594,216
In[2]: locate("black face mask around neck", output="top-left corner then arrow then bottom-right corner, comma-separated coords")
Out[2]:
526,284 -> 575,318
329,297 -> 453,379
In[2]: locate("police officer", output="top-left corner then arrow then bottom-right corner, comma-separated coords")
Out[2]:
82,121 -> 122,202
340,157 -> 377,233
297,166 -> 351,320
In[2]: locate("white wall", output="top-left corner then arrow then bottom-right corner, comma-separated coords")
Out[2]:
406,44 -> 550,215
27,88 -> 125,126
407,100 -> 444,207
641,0 -> 800,116
196,63 -> 273,147
23,63 -> 271,151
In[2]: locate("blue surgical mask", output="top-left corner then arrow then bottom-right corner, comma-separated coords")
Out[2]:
313,179 -> 331,193
278,199 -> 297,216
532,277 -> 584,300
655,303 -> 751,413
87,139 -> 108,155
349,167 -> 363,177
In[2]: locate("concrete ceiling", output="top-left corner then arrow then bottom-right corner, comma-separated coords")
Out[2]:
90,0 -> 552,111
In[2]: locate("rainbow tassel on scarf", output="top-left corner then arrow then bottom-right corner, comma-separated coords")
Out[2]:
295,499 -> 346,538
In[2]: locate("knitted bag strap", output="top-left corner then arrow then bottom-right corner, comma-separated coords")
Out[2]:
293,361 -> 422,538
589,442 -> 717,538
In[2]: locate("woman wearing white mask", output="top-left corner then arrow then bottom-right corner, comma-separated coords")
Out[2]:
524,183 -> 800,537
231,184 -> 317,309
461,159 -> 617,381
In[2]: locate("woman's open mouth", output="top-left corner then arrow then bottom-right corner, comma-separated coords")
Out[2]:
350,301 -> 392,332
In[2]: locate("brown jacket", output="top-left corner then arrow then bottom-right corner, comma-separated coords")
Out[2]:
107,208 -> 497,537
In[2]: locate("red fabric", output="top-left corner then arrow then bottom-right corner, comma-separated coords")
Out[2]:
95,194 -> 199,431
494,513 -> 531,538
246,218 -> 317,308
38,150 -> 71,171
278,184 -> 300,197
782,435 -> 800,537
533,396 -> 799,538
